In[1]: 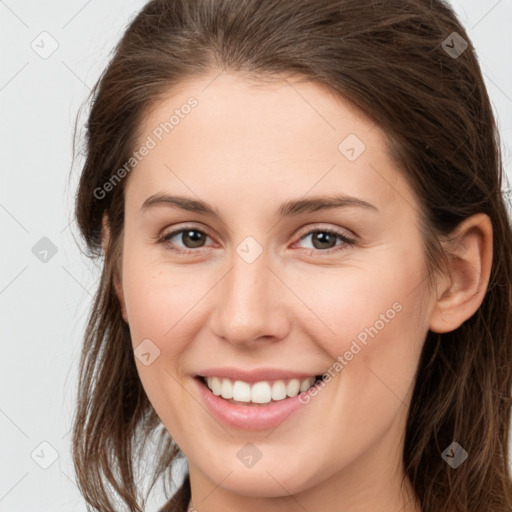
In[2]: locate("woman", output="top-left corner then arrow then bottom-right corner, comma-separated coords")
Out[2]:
71,0 -> 512,511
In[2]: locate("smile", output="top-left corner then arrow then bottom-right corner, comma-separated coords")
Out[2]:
194,375 -> 323,430
202,376 -> 320,405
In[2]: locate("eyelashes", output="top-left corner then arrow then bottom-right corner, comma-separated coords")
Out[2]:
156,224 -> 356,256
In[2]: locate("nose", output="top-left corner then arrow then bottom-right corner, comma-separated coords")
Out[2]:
209,247 -> 289,347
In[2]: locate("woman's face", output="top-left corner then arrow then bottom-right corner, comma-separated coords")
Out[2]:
117,71 -> 435,504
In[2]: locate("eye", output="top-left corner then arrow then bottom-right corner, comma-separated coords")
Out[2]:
294,227 -> 356,254
157,225 -> 356,255
157,226 -> 213,254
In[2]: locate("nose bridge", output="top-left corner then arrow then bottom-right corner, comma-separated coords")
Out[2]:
210,242 -> 286,345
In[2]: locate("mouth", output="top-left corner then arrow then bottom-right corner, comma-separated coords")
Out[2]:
195,374 -> 323,406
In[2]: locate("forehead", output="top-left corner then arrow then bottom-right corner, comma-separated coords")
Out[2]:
126,71 -> 416,218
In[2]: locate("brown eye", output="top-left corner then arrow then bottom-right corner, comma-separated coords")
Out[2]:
310,231 -> 338,250
296,229 -> 355,253
160,227 -> 211,252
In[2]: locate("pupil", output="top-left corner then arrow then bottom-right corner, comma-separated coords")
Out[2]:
313,232 -> 335,249
184,230 -> 204,248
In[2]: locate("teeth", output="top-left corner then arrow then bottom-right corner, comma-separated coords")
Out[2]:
220,378 -> 233,399
233,380 -> 251,402
286,379 -> 301,397
204,376 -> 317,404
271,380 -> 287,400
299,377 -> 313,392
251,382 -> 272,403
211,377 -> 222,396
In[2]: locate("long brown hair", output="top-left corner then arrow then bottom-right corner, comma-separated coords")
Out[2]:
72,0 -> 512,510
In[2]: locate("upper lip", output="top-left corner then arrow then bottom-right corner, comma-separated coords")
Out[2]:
196,367 -> 321,383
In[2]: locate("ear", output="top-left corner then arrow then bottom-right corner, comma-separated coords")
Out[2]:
429,213 -> 493,333
102,214 -> 128,323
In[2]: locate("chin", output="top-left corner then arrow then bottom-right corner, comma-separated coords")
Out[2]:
193,448 -> 324,498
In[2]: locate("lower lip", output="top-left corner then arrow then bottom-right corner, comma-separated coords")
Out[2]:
194,377 -> 311,430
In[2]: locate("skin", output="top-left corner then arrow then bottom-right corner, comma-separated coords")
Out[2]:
107,70 -> 493,512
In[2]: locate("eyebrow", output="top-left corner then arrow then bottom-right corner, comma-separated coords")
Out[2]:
140,193 -> 378,217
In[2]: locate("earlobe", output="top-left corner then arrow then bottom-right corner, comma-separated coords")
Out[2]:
429,213 -> 493,333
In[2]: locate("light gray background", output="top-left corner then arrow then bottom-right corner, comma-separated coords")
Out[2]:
1,1 -> 511,511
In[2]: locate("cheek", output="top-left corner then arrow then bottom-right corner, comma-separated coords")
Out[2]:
120,250 -> 205,438
290,251 -> 428,364
279,257 -> 428,479
292,244 -> 429,420
121,247 -> 205,352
